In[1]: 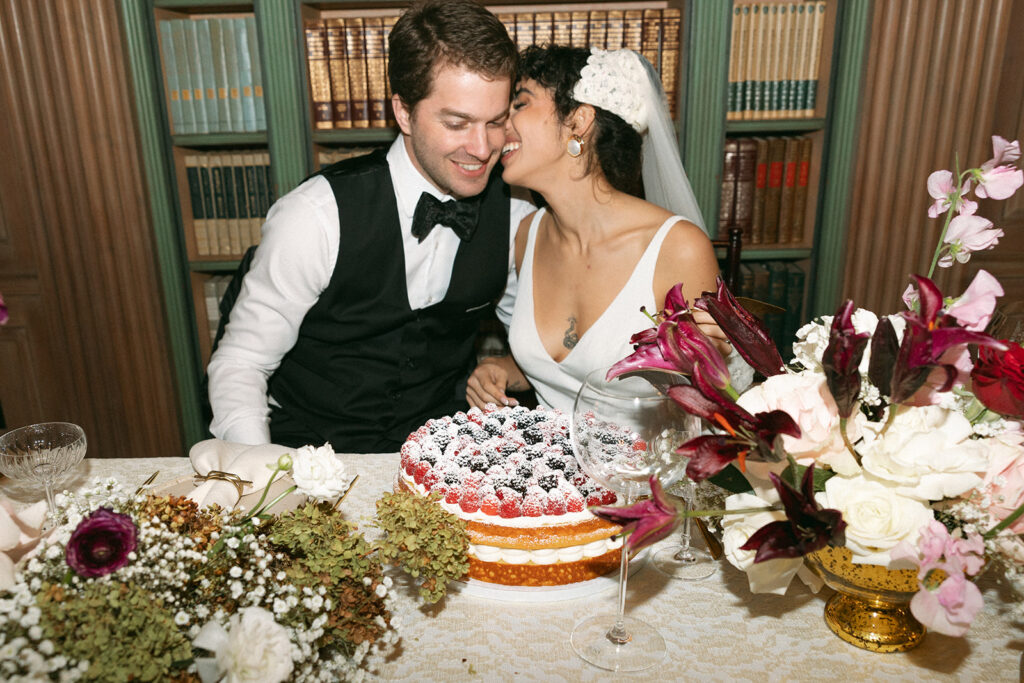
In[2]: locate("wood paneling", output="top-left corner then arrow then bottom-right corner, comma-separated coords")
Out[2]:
841,0 -> 1016,314
0,0 -> 183,457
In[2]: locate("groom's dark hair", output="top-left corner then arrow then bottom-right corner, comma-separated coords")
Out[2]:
389,0 -> 518,111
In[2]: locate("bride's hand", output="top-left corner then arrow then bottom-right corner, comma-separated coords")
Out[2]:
466,356 -> 528,409
692,310 -> 733,357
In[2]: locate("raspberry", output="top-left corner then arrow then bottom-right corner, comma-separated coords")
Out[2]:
544,491 -> 567,515
480,493 -> 500,516
444,485 -> 461,505
413,461 -> 430,484
599,489 -> 617,505
422,468 -> 440,490
566,490 -> 585,513
459,487 -> 480,513
632,438 -> 648,452
585,491 -> 603,507
522,491 -> 544,517
498,493 -> 522,518
466,408 -> 484,425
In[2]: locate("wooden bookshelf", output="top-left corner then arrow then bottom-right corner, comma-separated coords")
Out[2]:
121,0 -> 870,445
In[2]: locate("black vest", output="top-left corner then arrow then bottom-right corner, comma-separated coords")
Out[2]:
267,150 -> 510,452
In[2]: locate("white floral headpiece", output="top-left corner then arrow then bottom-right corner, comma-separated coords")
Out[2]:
572,48 -> 649,133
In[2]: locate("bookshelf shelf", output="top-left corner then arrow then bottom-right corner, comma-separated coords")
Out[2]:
123,0 -> 869,445
725,118 -> 825,134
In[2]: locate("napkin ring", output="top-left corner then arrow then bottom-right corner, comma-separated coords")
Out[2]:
194,470 -> 253,499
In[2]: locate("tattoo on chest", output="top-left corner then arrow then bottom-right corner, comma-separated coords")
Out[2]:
563,316 -> 579,349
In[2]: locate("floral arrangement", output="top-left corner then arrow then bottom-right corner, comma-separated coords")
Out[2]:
593,135 -> 1024,637
0,446 -> 469,682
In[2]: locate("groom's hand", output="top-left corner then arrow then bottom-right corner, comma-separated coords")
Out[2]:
466,356 -> 528,409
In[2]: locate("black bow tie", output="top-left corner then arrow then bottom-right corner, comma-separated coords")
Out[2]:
411,192 -> 482,242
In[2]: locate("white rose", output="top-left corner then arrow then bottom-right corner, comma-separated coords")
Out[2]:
860,405 -> 986,500
290,443 -> 349,500
194,607 -> 294,683
737,370 -> 860,475
722,493 -> 804,594
817,474 -> 934,567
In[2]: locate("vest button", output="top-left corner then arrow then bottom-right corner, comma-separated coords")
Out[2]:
405,358 -> 415,369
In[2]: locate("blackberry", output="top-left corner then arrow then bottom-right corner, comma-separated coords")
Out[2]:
454,453 -> 472,469
545,456 -> 567,472
522,426 -> 544,445
433,433 -> 452,451
482,420 -> 503,437
457,424 -> 476,437
537,474 -> 559,491
469,455 -> 490,472
490,474 -> 510,491
443,472 -> 461,486
486,450 -> 505,468
420,453 -> 437,467
508,476 -> 529,495
452,412 -> 469,425
499,441 -> 519,455
516,465 -> 532,481
524,445 -> 546,460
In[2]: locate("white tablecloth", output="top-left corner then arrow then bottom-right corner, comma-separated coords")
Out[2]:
2,455 -> 1021,681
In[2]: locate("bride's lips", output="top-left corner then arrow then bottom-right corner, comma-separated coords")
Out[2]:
501,140 -> 521,163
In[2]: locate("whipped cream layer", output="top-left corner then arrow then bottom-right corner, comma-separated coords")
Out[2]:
468,536 -> 622,565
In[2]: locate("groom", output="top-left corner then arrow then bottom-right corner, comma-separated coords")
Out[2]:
207,0 -> 532,453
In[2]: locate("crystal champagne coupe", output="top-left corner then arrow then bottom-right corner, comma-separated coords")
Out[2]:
652,476 -> 718,580
570,369 -> 698,672
0,423 -> 87,522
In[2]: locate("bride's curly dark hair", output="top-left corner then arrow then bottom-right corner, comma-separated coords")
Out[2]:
517,45 -> 644,198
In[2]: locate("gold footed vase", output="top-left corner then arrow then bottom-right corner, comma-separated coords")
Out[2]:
806,546 -> 925,653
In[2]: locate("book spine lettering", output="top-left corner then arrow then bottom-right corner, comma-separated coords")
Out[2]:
345,18 -> 369,129
245,17 -> 265,130
605,11 -> 624,49
570,11 -> 589,48
221,18 -> 244,132
533,13 -> 554,46
661,9 -> 681,119
364,17 -> 388,128
183,19 -> 209,133
552,12 -> 571,46
305,22 -> 333,130
234,18 -> 257,132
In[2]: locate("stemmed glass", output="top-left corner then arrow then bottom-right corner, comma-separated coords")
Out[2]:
652,476 -> 717,580
0,423 -> 87,522
570,369 -> 698,672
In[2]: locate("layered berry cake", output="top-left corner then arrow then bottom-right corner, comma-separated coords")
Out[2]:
398,405 -> 622,586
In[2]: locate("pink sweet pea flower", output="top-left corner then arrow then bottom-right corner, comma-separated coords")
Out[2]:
910,572 -> 984,637
939,214 -> 1004,266
946,269 -> 1004,331
974,136 -> 1023,200
926,171 -> 974,218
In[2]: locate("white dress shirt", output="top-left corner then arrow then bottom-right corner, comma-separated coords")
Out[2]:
208,136 -> 533,444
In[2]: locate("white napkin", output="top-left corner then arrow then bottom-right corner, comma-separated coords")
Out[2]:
187,439 -> 298,509
0,498 -> 48,590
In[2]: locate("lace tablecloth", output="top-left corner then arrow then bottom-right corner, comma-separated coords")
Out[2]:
3,455 -> 1020,681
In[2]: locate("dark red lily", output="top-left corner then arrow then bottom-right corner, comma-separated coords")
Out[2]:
880,276 -> 1006,404
972,340 -> 1024,418
822,301 -> 870,418
694,277 -> 785,377
589,476 -> 680,553
668,366 -> 801,482
739,465 -> 847,563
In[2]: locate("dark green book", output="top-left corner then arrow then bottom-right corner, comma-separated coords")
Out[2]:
764,261 -> 789,350
783,262 -> 807,351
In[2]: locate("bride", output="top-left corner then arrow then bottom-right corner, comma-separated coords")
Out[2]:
467,45 -> 739,412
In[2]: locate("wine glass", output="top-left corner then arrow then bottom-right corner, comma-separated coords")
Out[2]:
570,368 -> 698,672
652,476 -> 718,580
0,423 -> 87,522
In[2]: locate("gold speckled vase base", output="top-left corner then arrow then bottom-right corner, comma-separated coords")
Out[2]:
823,591 -> 926,653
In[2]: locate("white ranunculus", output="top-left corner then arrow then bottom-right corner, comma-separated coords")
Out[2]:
194,607 -> 294,683
860,405 -> 987,501
722,492 -> 805,594
290,443 -> 349,500
791,309 -> 904,377
817,474 -> 934,567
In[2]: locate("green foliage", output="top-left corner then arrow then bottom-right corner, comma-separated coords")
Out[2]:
36,582 -> 193,682
709,464 -> 754,494
373,491 -> 469,603
779,457 -> 835,492
268,501 -> 378,586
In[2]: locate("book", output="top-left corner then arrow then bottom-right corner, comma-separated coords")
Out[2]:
719,139 -> 739,232
623,9 -> 643,52
738,262 -> 756,298
245,17 -> 265,130
183,19 -> 209,133
209,154 -> 231,255
762,137 -> 787,243
364,17 -> 388,128
783,262 -> 807,349
203,276 -> 220,346
570,11 -> 589,47
204,18 -> 229,132
157,21 -> 184,134
515,13 -> 535,51
805,2 -> 827,116
552,12 -> 571,46
790,136 -> 813,243
605,10 -> 624,49
749,261 -> 771,319
588,11 -> 607,50
167,20 -> 195,134
382,15 -> 399,126
345,17 -> 370,128
661,8 -> 681,119
777,137 -> 800,243
259,151 -> 274,216
750,137 -> 769,245
234,18 -> 257,132
184,154 -> 209,256
231,153 -> 250,250
242,151 -> 261,246
195,19 -> 220,132
304,21 -> 332,130
763,3 -> 780,117
640,9 -> 662,74
197,153 -> 215,254
744,3 -> 765,119
776,3 -> 796,119
325,18 -> 350,128
220,153 -> 240,254
222,17 -> 243,130
533,12 -> 554,46
735,138 -> 758,241
727,5 -> 743,120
